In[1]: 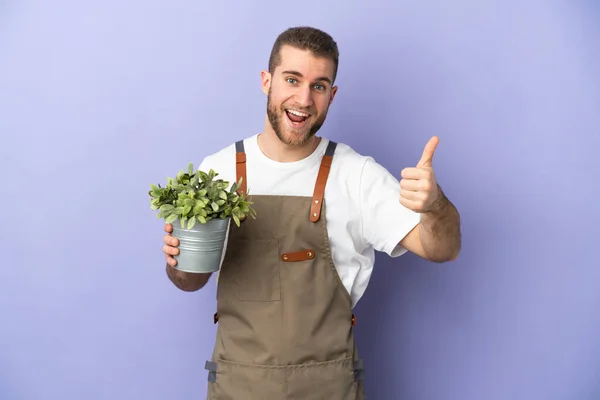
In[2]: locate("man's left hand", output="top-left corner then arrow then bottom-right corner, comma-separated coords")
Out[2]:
399,136 -> 441,213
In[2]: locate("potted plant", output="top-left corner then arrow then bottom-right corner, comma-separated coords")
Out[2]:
149,162 -> 256,273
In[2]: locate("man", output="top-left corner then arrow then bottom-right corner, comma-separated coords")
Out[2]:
161,26 -> 461,399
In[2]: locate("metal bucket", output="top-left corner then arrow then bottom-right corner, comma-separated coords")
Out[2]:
171,217 -> 230,273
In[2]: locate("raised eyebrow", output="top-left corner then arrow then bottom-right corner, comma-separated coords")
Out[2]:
282,70 -> 332,85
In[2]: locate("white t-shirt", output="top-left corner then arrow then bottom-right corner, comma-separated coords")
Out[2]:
198,133 -> 421,307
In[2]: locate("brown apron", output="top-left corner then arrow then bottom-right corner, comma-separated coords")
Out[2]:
205,139 -> 366,400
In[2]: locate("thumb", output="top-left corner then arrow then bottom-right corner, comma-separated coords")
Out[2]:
416,136 -> 439,168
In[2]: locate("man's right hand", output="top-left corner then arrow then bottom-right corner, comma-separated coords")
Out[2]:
162,223 -> 179,267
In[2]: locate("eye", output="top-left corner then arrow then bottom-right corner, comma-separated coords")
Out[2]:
286,78 -> 298,84
314,84 -> 325,91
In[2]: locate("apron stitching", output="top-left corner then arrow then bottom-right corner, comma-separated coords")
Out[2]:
215,356 -> 354,369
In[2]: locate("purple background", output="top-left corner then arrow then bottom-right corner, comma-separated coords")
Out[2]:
1,1 -> 599,399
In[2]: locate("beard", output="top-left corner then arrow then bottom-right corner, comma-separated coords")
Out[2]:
266,88 -> 327,147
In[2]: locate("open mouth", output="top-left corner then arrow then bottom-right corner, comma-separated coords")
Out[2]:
285,109 -> 310,127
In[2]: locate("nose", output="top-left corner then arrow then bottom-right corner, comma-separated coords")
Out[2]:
295,85 -> 313,108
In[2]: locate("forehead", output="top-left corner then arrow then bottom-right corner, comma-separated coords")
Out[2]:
276,45 -> 335,82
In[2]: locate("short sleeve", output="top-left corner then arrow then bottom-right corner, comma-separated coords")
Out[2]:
359,158 -> 421,257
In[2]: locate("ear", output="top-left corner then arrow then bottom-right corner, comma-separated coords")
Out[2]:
329,85 -> 338,106
260,70 -> 271,95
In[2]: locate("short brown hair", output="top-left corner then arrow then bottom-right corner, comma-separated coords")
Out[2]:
268,26 -> 340,83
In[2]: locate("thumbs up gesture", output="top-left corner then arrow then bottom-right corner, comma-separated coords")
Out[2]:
399,136 -> 442,213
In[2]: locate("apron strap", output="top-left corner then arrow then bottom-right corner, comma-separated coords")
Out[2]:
310,140 -> 337,223
235,138 -> 337,223
353,359 -> 365,381
205,360 -> 217,382
235,140 -> 247,196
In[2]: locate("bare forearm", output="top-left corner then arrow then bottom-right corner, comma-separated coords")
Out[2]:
166,264 -> 212,291
419,186 -> 461,262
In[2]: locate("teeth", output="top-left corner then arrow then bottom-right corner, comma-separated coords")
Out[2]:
287,109 -> 309,117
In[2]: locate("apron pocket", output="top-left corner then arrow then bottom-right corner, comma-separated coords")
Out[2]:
207,358 -> 285,400
220,238 -> 281,302
286,356 -> 358,400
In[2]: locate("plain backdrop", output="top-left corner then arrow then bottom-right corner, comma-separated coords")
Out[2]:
1,0 -> 599,399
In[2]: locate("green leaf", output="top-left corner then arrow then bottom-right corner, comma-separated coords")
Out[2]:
232,214 -> 240,227
188,162 -> 194,175
188,215 -> 197,229
180,174 -> 190,185
165,214 -> 178,224
198,216 -> 207,224
156,209 -> 170,218
211,201 -> 219,212
199,171 -> 209,182
173,207 -> 184,215
219,190 -> 227,200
